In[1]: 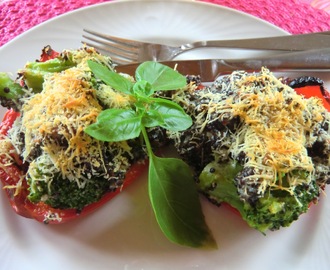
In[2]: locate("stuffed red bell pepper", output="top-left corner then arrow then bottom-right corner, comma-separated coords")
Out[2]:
167,68 -> 330,232
0,46 -> 148,224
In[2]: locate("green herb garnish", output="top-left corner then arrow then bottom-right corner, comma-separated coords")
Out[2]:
85,61 -> 216,248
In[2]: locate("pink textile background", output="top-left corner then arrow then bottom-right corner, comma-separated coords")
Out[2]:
1,0 -> 330,47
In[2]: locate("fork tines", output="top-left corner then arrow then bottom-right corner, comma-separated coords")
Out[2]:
82,29 -> 140,64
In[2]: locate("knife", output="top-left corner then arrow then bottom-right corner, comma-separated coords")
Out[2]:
115,48 -> 330,82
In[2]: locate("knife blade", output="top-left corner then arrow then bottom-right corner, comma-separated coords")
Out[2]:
115,48 -> 330,82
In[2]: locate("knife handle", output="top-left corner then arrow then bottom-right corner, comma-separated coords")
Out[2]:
217,48 -> 330,72
185,31 -> 330,52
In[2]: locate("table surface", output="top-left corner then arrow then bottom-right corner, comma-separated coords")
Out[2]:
1,0 -> 330,47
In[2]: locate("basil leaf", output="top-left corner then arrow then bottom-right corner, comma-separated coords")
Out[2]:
88,60 -> 133,94
133,80 -> 154,97
135,61 -> 186,91
142,109 -> 164,128
85,108 -> 141,141
147,98 -> 192,131
148,154 -> 217,248
86,60 -> 217,249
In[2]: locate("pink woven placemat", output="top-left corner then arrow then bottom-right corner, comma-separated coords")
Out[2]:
1,0 -> 330,47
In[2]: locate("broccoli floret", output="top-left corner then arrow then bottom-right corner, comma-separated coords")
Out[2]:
19,57 -> 76,92
0,53 -> 76,111
198,161 -> 320,233
27,172 -> 112,211
0,72 -> 25,111
0,46 -> 115,111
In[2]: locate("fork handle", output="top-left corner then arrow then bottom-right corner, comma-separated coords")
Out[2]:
182,31 -> 330,52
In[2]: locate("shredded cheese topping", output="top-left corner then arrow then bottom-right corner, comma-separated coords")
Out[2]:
6,47 -> 138,194
227,71 -> 322,194
171,68 -> 330,198
20,68 -> 105,186
0,135 -> 25,195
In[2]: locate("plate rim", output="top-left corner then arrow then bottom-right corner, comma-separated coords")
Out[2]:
0,0 -> 288,52
1,1 -> 328,270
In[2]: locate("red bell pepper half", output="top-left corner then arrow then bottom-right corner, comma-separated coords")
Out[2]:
0,47 -> 148,224
0,109 -> 147,224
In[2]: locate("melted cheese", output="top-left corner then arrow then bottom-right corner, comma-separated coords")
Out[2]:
21,68 -> 102,181
0,135 -> 24,195
9,48 -> 136,189
225,70 -> 327,194
171,68 -> 330,196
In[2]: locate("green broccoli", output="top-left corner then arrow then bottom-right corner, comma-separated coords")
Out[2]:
27,170 -> 113,211
0,55 -> 76,110
0,46 -> 114,111
0,72 -> 25,110
19,57 -> 76,92
26,158 -> 123,212
198,161 -> 320,233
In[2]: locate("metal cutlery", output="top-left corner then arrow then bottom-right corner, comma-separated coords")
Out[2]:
82,29 -> 330,65
115,48 -> 330,82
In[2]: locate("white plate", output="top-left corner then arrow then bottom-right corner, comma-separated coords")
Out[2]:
0,1 -> 329,270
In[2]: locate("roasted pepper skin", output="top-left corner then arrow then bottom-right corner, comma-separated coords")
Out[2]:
0,109 -> 147,224
289,76 -> 330,111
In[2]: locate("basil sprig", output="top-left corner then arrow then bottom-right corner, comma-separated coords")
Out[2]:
85,61 -> 216,248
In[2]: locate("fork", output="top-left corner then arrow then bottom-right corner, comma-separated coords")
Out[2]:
82,29 -> 330,65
